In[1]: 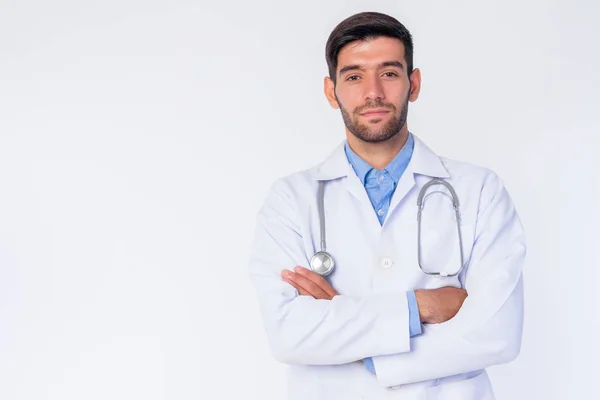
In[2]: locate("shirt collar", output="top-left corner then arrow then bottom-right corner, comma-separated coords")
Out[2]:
344,133 -> 415,184
310,133 -> 449,181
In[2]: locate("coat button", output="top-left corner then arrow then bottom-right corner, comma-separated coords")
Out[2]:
380,258 -> 393,269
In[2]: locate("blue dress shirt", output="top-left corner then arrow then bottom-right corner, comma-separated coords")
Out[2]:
344,133 -> 422,375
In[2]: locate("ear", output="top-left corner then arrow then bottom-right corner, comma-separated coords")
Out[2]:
323,76 -> 339,109
408,68 -> 422,102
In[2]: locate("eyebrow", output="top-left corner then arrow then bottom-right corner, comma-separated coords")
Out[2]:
338,61 -> 404,76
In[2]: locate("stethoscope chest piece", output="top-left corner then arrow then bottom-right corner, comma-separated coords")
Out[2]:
310,251 -> 335,276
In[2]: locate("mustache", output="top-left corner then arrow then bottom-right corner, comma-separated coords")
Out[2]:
354,100 -> 396,114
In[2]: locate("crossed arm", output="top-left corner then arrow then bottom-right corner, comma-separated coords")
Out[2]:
281,266 -> 468,326
248,176 -> 525,387
282,266 -> 469,377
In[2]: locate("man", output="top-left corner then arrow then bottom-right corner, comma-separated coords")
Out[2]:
248,11 -> 525,400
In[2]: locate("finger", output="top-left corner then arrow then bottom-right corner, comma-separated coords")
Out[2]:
287,273 -> 327,299
282,270 -> 319,298
282,268 -> 336,299
293,266 -> 338,298
286,272 -> 330,299
297,286 -> 312,297
286,277 -> 317,298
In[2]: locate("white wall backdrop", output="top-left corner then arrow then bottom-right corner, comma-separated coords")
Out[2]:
0,0 -> 598,399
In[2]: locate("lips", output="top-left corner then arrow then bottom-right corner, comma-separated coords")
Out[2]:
360,109 -> 390,116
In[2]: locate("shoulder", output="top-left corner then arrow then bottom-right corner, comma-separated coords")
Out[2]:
440,156 -> 503,188
267,145 -> 341,202
262,167 -> 318,212
439,154 -> 511,208
439,156 -> 516,222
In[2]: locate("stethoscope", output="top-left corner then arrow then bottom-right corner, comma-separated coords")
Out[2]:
309,178 -> 465,277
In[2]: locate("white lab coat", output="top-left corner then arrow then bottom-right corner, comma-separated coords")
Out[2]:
248,135 -> 526,400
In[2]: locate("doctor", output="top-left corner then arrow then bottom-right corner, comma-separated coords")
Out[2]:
248,11 -> 525,400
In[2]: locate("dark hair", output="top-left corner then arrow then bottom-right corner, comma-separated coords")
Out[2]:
325,12 -> 414,83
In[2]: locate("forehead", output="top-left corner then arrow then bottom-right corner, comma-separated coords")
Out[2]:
337,36 -> 406,69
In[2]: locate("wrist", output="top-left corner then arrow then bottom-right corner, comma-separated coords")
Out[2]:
414,290 -> 432,324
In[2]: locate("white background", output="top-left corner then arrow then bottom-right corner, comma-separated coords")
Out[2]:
0,0 -> 598,399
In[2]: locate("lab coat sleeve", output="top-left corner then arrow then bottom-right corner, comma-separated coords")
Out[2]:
248,179 -> 412,366
371,173 -> 526,387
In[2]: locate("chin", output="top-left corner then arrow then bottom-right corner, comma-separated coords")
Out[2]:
360,133 -> 397,143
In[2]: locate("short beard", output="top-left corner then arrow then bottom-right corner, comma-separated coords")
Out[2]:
337,92 -> 409,143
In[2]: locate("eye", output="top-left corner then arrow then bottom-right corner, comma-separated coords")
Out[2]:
382,71 -> 399,78
345,75 -> 361,81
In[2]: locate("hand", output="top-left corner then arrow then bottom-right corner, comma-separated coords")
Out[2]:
281,266 -> 339,300
415,286 -> 468,324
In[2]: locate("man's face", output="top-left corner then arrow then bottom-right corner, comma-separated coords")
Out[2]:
326,36 -> 419,143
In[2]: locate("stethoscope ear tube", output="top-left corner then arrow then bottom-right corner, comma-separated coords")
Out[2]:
310,178 -> 465,279
310,180 -> 335,276
417,178 -> 465,278
317,180 -> 327,252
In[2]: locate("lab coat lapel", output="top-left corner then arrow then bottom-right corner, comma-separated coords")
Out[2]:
385,135 -> 450,224
343,163 -> 374,208
311,141 -> 376,209
386,162 -> 416,224
310,141 -> 383,232
343,160 -> 386,235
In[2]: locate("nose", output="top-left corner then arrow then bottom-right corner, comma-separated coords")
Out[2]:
363,75 -> 385,101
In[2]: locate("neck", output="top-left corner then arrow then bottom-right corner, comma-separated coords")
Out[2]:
346,126 -> 409,170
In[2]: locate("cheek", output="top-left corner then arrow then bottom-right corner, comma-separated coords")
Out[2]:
336,85 -> 363,104
335,95 -> 359,113
388,89 -> 410,108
